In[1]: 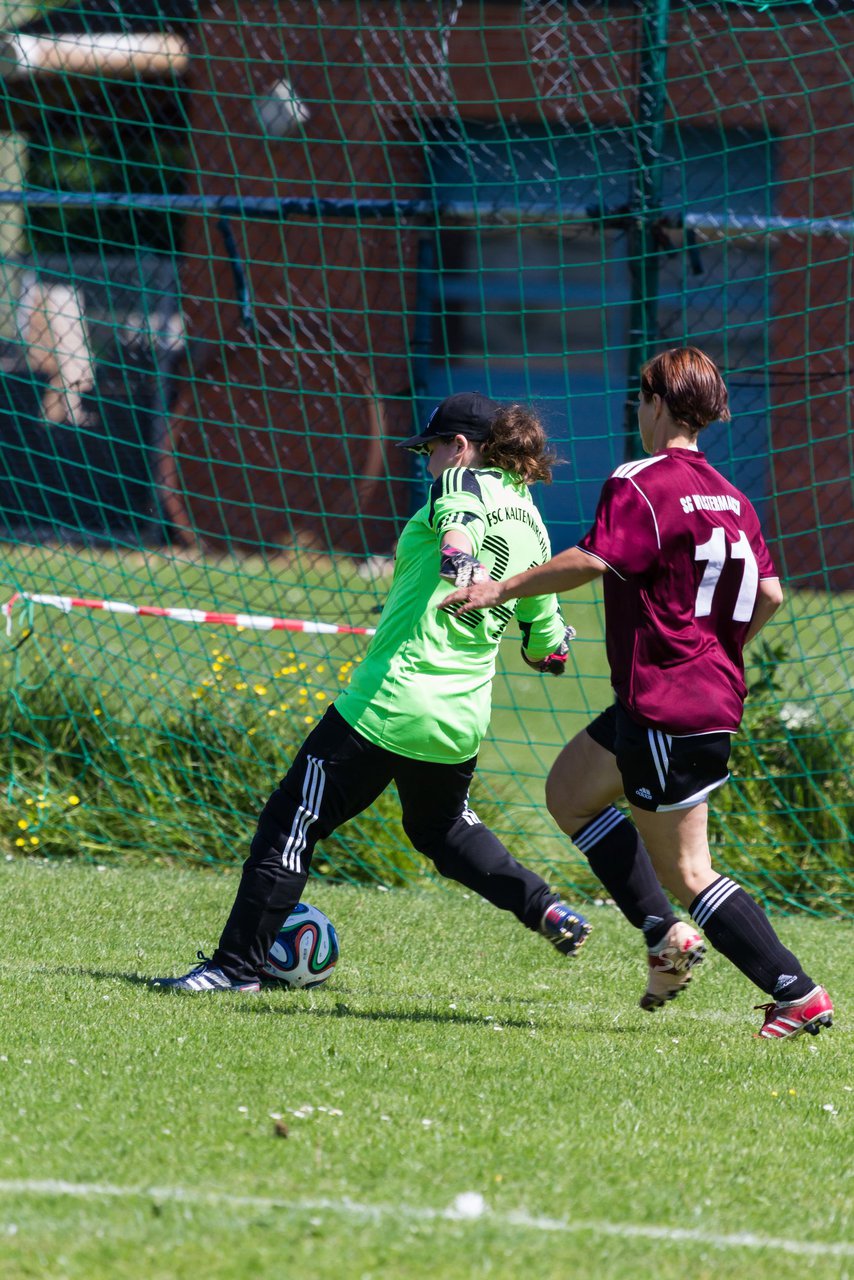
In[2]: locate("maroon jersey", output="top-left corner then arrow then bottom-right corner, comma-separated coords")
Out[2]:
577,448 -> 777,734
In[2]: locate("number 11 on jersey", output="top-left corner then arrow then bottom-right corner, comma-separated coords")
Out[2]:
694,527 -> 759,622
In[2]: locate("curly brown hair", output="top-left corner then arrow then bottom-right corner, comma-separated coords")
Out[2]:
480,404 -> 556,485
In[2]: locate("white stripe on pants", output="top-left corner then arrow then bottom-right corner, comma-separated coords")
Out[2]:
281,754 -> 326,873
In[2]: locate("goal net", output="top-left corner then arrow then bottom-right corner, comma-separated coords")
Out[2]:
0,0 -> 850,913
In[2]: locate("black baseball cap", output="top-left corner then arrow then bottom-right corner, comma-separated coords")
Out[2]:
397,391 -> 501,454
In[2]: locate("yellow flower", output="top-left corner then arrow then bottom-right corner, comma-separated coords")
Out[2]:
15,838 -> 25,847
212,662 -> 223,673
253,685 -> 268,696
25,798 -> 33,806
267,709 -> 277,718
315,692 -> 328,702
17,819 -> 28,830
316,664 -> 326,674
303,716 -> 315,725
247,727 -> 257,736
29,837 -> 39,846
68,795 -> 80,806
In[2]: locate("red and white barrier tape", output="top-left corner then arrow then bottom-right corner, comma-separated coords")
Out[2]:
3,591 -> 376,639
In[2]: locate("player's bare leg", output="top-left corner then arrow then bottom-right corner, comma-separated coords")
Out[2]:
546,729 -> 623,833
627,801 -> 718,909
548,729 -> 703,1006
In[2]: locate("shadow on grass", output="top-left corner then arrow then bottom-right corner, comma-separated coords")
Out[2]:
45,966 -> 155,987
241,999 -> 536,1029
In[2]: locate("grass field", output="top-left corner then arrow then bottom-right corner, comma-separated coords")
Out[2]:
0,860 -> 851,1280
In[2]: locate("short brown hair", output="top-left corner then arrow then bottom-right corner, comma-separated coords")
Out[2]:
640,347 -> 731,435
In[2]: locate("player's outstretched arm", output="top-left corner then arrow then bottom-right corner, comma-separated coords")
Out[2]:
443,546 -> 607,614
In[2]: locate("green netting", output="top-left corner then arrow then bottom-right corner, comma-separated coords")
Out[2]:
0,0 -> 851,913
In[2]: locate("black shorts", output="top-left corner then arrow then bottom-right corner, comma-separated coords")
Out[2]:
586,702 -> 732,813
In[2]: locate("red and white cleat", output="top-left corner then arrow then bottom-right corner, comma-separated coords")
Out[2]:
755,985 -> 834,1039
640,921 -> 706,1011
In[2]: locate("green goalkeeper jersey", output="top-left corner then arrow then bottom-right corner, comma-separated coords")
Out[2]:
335,465 -> 567,763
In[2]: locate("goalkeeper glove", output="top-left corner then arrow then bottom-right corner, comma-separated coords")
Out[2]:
521,623 -> 576,675
440,544 -> 487,591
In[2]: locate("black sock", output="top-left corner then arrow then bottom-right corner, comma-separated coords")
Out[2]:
690,876 -> 814,999
573,806 -> 678,945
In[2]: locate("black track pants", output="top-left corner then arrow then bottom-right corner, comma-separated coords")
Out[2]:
212,705 -> 554,981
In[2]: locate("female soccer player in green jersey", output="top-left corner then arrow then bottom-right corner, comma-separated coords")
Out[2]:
152,392 -> 590,993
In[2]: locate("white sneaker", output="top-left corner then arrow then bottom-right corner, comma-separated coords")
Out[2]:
640,922 -> 706,1011
150,952 -> 260,993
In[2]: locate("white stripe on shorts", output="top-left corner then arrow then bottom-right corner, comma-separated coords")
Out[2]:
647,728 -> 672,793
692,876 -> 740,928
281,754 -> 326,874
656,773 -> 730,812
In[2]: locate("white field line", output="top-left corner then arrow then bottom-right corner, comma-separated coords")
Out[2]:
0,1179 -> 852,1258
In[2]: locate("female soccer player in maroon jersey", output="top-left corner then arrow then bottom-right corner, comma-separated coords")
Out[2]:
445,348 -> 833,1040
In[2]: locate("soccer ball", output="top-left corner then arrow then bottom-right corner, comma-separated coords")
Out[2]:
261,902 -> 339,989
